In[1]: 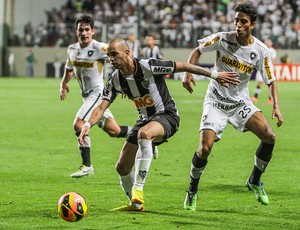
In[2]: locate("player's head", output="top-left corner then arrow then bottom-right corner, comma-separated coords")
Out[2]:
75,15 -> 94,30
107,38 -> 131,69
234,3 -> 257,37
145,34 -> 155,46
234,3 -> 257,24
74,15 -> 95,47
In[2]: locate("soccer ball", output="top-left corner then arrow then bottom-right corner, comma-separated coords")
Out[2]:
57,192 -> 87,222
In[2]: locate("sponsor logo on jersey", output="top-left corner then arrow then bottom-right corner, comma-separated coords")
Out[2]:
72,61 -> 94,68
132,94 -> 155,109
221,56 -> 253,74
202,36 -> 220,47
264,57 -> 272,80
151,66 -> 173,74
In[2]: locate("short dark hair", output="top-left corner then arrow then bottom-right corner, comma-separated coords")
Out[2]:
74,15 -> 94,30
234,3 -> 257,24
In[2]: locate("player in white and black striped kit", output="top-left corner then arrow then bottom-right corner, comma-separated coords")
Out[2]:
182,3 -> 284,210
78,37 -> 240,211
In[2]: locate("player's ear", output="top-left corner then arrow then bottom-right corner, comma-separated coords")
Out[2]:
91,29 -> 95,36
125,49 -> 131,55
250,21 -> 256,30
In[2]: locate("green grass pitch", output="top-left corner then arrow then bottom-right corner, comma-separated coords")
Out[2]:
0,77 -> 299,229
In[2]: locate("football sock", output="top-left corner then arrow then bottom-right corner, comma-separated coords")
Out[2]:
78,134 -> 91,167
189,152 -> 208,193
254,86 -> 261,98
118,126 -> 133,138
133,139 -> 153,191
250,142 -> 274,184
119,170 -> 134,200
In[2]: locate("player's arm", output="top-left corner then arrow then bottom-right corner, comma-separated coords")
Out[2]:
78,100 -> 111,146
59,68 -> 73,100
177,61 -> 240,91
182,48 -> 200,93
268,81 -> 283,127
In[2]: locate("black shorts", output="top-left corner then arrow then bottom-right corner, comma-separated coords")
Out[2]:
126,113 -> 180,146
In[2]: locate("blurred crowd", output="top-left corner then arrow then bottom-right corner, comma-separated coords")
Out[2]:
9,0 -> 300,49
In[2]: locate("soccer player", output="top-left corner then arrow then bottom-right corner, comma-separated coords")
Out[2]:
142,34 -> 164,59
78,37 -> 240,211
59,15 -> 132,178
182,3 -> 283,210
252,38 -> 276,104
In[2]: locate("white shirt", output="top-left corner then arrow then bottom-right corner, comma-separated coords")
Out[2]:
65,39 -> 108,95
198,31 -> 275,105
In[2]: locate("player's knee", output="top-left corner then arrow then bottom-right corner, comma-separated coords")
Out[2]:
137,129 -> 151,140
106,129 -> 120,138
115,162 -> 131,176
263,132 -> 276,144
197,145 -> 211,158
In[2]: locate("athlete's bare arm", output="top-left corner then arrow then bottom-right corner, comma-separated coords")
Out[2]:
59,68 -> 73,100
268,81 -> 283,127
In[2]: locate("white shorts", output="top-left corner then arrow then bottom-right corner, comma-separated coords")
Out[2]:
200,100 -> 260,140
76,90 -> 114,122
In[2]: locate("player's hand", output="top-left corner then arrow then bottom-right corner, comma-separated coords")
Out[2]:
182,72 -> 196,94
59,86 -> 69,100
78,125 -> 90,146
215,72 -> 240,88
272,108 -> 283,127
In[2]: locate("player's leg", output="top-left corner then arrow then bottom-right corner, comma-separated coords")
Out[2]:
131,121 -> 165,207
245,111 -> 276,205
184,103 -> 226,210
112,141 -> 141,211
252,73 -> 263,103
98,109 -> 132,138
184,129 -> 216,211
71,117 -> 94,178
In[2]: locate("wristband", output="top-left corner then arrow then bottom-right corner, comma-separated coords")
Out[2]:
210,70 -> 218,80
83,122 -> 91,128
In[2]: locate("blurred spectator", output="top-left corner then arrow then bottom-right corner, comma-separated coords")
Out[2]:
25,49 -> 36,77
10,0 -> 300,49
142,34 -> 164,59
127,32 -> 141,58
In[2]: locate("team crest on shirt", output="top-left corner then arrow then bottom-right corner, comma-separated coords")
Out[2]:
250,52 -> 257,60
88,50 -> 94,56
141,80 -> 150,89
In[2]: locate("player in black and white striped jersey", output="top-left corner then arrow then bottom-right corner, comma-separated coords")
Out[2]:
78,37 -> 240,211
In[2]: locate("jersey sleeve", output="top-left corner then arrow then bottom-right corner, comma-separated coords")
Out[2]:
98,42 -> 108,59
145,59 -> 176,75
257,50 -> 276,84
198,32 -> 222,54
65,46 -> 73,70
102,74 -> 118,103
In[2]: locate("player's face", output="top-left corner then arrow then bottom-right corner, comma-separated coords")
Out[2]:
234,12 -> 256,38
106,43 -> 129,69
76,23 -> 94,47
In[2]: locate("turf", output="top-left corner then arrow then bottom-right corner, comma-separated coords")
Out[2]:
0,77 -> 299,230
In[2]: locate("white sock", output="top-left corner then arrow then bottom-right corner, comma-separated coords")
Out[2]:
119,171 -> 134,201
133,139 -> 153,191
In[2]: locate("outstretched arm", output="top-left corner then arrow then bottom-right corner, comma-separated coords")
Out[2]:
78,100 -> 111,145
177,62 -> 240,93
268,81 -> 283,127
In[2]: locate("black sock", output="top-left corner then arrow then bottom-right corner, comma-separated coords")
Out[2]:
250,142 -> 274,184
79,147 -> 91,167
189,152 -> 208,193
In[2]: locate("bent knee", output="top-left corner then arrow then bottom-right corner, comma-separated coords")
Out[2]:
262,132 -> 276,144
197,145 -> 212,159
115,162 -> 132,176
137,129 -> 152,140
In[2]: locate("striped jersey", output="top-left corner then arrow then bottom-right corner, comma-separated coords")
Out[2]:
65,39 -> 108,95
102,58 -> 178,121
198,31 -> 275,105
142,46 -> 164,59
